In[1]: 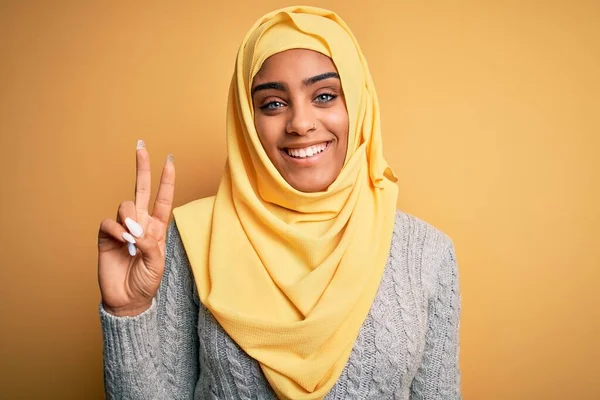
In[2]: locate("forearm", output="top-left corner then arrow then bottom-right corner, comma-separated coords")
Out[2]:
101,300 -> 170,399
99,221 -> 200,399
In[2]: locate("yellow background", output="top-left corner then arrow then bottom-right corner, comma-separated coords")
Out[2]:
1,1 -> 598,399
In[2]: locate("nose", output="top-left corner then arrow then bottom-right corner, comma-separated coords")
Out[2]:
286,104 -> 316,136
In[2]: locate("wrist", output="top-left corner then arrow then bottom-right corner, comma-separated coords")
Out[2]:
103,300 -> 153,317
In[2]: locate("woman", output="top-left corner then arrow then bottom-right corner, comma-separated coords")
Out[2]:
98,6 -> 461,400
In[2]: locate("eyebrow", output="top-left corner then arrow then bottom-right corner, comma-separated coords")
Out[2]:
251,72 -> 340,96
303,72 -> 340,86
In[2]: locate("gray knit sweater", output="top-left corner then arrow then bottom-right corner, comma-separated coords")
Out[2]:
100,211 -> 461,399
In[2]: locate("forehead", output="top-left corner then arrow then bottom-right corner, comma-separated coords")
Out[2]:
253,49 -> 338,85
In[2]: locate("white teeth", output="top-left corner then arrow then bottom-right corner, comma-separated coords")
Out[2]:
286,142 -> 328,158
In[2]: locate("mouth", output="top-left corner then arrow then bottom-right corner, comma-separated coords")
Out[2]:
281,141 -> 332,160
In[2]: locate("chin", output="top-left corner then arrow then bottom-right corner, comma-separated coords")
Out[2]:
286,174 -> 334,193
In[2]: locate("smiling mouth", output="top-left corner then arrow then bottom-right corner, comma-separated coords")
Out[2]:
283,141 -> 332,159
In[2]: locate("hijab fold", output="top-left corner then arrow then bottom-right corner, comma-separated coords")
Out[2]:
173,6 -> 399,399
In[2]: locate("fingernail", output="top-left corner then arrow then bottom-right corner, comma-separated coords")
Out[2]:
122,232 -> 136,244
167,154 -> 174,163
124,217 -> 143,238
137,139 -> 145,150
127,242 -> 137,256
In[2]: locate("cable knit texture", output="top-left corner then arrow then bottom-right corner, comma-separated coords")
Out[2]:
100,211 -> 461,399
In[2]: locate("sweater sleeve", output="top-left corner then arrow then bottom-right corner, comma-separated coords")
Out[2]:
99,220 -> 200,399
410,239 -> 462,400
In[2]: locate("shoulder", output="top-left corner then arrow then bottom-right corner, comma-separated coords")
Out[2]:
172,196 -> 216,222
169,196 -> 216,244
392,210 -> 454,252
390,210 -> 457,298
166,196 -> 216,261
166,195 -> 216,268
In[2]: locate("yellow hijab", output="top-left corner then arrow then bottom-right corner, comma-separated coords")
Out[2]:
173,6 -> 398,399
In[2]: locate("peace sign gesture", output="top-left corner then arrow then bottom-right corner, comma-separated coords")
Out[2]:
97,140 -> 175,316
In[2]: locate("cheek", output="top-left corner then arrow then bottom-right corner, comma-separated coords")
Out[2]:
323,107 -> 349,148
254,116 -> 282,153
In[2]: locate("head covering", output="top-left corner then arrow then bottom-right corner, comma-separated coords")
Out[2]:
173,6 -> 399,399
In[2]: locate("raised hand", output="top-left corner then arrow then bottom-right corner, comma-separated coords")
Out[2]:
97,140 -> 175,316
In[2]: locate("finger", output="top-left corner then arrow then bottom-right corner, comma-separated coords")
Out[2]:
127,242 -> 137,257
98,218 -> 136,249
135,140 -> 152,214
152,154 -> 176,225
116,201 -> 146,258
116,200 -> 144,237
133,231 -> 164,275
98,219 -> 129,243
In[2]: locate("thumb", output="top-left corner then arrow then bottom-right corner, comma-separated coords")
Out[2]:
133,232 -> 164,277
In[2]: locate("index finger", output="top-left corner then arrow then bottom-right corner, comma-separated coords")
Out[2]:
151,154 -> 175,225
135,139 -> 152,213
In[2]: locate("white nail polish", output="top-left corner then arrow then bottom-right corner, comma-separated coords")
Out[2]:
137,139 -> 145,150
125,217 -> 143,238
122,232 -> 136,244
127,242 -> 137,256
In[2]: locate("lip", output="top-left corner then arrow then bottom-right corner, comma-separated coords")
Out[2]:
282,140 -> 332,150
279,140 -> 333,167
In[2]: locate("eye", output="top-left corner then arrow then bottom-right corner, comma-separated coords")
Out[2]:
314,93 -> 337,103
259,101 -> 285,110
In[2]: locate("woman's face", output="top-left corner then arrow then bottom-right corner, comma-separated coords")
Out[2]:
252,49 -> 349,193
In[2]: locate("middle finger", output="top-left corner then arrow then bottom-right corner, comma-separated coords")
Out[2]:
135,139 -> 152,214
